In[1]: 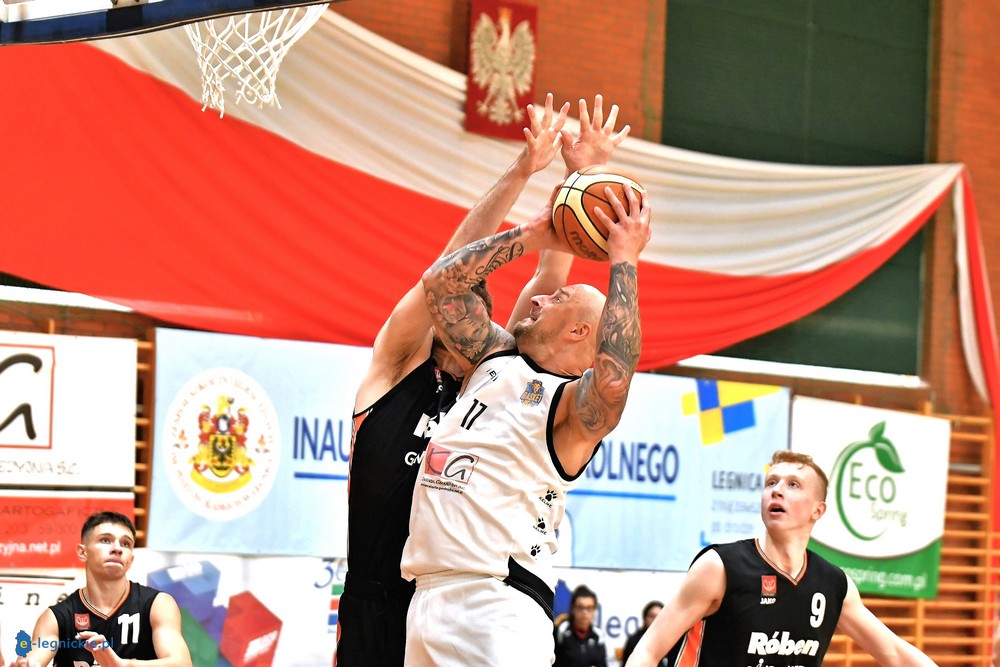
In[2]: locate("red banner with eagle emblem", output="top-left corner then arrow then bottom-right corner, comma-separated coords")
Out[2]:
465,0 -> 538,140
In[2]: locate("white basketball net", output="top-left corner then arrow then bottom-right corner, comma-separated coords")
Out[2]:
184,4 -> 329,117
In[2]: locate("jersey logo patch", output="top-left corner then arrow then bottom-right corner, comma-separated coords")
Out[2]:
761,575 -> 777,597
520,379 -> 545,407
423,443 -> 480,485
74,613 -> 91,630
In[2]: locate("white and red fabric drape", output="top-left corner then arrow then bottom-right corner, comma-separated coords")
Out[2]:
0,11 -> 996,420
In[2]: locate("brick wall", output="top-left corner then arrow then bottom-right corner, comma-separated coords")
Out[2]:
331,1 -> 665,141
927,0 -> 1000,416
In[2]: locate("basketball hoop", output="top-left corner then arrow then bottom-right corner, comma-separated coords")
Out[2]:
184,3 -> 329,117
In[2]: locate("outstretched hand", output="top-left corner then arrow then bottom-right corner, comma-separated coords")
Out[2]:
518,93 -> 571,176
561,94 -> 631,174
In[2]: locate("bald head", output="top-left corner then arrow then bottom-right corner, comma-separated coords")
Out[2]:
512,283 -> 606,375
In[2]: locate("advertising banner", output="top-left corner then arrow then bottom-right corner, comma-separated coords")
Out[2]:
791,396 -> 951,598
127,551 -> 338,667
0,331 -> 137,488
0,491 -> 135,569
149,329 -> 788,570
148,328 -> 370,556
564,376 -> 789,571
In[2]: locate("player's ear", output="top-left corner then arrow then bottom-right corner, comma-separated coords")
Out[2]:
813,501 -> 827,521
569,320 -> 591,340
77,542 -> 87,563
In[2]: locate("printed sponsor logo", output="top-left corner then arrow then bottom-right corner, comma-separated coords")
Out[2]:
423,443 -> 479,485
746,631 -> 819,657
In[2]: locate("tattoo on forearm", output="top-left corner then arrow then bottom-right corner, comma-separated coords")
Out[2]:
576,261 -> 641,432
424,228 -> 523,363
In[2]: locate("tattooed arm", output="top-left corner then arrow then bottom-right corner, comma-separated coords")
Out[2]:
423,208 -> 563,365
354,95 -> 566,411
554,186 -> 651,476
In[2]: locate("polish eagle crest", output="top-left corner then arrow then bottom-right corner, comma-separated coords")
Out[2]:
469,6 -> 536,125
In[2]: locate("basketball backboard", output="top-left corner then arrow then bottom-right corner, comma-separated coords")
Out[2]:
0,0 -> 329,45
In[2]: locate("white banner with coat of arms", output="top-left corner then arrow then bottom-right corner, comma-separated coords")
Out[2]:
147,328 -> 371,556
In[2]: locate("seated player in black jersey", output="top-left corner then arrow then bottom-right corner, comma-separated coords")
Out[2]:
337,93 -> 630,667
7,511 -> 191,667
625,450 -> 939,667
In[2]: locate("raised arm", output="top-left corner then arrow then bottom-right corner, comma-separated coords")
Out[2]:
423,208 -> 565,365
556,186 -> 650,474
625,550 -> 726,667
354,95 -> 568,410
836,577 -> 938,666
507,95 -> 631,330
443,93 -> 568,255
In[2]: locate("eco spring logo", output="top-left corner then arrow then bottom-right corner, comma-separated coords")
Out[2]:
830,421 -> 908,540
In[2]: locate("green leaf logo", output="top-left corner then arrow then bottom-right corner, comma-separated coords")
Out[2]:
831,421 -> 903,541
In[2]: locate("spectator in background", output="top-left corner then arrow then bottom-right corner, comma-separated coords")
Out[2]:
620,600 -> 666,667
554,584 -> 608,667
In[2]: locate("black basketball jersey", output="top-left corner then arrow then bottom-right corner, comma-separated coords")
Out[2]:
667,539 -> 847,667
49,582 -> 159,666
346,355 -> 460,587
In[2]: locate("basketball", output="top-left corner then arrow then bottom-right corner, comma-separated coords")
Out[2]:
551,165 -> 645,261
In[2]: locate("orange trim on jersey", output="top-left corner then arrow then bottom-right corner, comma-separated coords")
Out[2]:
347,411 -> 370,495
754,538 -> 807,584
674,619 -> 705,667
81,581 -> 131,619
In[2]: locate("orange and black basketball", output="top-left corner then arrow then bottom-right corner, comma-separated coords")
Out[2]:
551,165 -> 645,261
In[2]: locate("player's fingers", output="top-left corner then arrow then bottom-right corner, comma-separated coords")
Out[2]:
623,183 -> 642,216
604,104 -> 619,132
639,189 -> 652,224
578,98 -> 592,131
525,103 -> 541,132
553,101 -> 571,132
590,94 -> 604,128
611,125 -> 632,145
597,186 -> 630,224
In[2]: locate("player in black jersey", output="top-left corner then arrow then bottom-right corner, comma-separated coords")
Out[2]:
335,93 -> 629,666
625,450 -> 939,667
8,511 -> 191,667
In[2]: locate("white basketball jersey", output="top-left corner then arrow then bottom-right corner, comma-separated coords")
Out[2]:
401,351 -> 581,590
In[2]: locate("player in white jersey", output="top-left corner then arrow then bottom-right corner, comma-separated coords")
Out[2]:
340,93 -> 629,666
402,153 -> 652,665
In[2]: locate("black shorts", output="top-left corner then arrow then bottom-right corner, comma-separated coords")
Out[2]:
335,574 -> 415,667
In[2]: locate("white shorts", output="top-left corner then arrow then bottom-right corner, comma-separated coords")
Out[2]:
404,573 -> 554,666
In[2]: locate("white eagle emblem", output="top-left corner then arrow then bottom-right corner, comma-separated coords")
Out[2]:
469,6 -> 536,126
